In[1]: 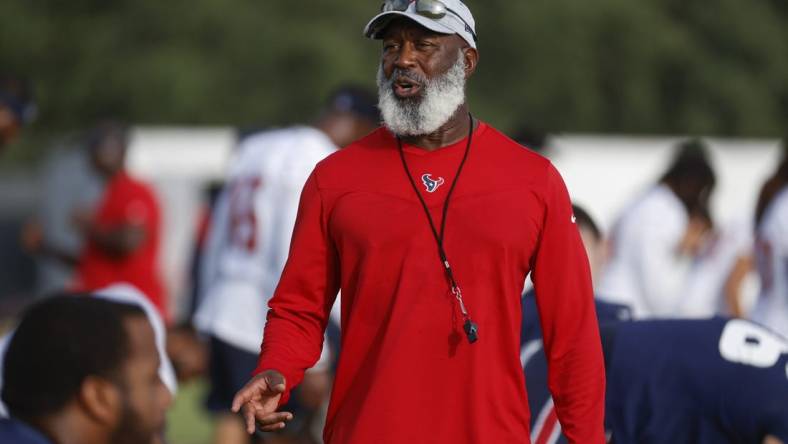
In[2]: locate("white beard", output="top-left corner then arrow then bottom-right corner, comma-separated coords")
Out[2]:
377,51 -> 466,137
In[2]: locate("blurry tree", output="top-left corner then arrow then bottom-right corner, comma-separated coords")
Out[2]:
1,0 -> 786,160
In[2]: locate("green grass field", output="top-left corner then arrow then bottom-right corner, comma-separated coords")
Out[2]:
167,379 -> 215,444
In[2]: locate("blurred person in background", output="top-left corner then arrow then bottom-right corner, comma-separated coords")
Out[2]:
194,86 -> 379,444
0,73 -> 35,151
598,318 -> 788,444
232,1 -> 606,443
0,73 -> 102,298
599,139 -> 717,318
73,121 -> 167,320
21,136 -> 104,295
751,142 -> 788,338
525,316 -> 788,444
522,206 -> 787,444
0,296 -> 172,444
571,204 -> 607,285
679,210 -> 756,318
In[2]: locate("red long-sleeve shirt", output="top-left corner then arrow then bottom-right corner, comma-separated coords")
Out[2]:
256,123 -> 605,443
77,172 -> 166,320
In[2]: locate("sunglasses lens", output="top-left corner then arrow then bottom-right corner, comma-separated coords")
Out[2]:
415,0 -> 446,18
382,0 -> 411,12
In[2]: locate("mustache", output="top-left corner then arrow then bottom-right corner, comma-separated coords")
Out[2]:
385,68 -> 428,86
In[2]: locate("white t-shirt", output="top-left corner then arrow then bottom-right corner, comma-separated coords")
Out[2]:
752,186 -> 788,338
678,219 -> 754,318
598,184 -> 692,318
0,283 -> 177,418
194,127 -> 336,356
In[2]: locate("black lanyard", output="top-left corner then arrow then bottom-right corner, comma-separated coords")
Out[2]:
396,112 -> 479,344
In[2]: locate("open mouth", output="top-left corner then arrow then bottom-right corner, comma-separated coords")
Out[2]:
393,77 -> 422,98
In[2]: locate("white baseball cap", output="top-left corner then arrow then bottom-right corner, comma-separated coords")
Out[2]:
364,0 -> 478,49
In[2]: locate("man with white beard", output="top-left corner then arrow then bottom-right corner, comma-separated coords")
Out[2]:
232,2 -> 606,443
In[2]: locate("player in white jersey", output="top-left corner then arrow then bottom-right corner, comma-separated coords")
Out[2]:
194,86 -> 379,444
752,145 -> 788,338
599,139 -> 717,318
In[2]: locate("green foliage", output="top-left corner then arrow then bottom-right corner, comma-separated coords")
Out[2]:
2,0 -> 786,140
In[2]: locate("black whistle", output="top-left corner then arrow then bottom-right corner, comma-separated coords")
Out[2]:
463,319 -> 479,344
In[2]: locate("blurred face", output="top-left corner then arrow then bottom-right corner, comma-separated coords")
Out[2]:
90,134 -> 127,177
377,19 -> 474,136
321,112 -> 378,148
110,316 -> 172,444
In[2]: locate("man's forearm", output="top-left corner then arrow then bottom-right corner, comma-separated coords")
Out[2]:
86,224 -> 146,258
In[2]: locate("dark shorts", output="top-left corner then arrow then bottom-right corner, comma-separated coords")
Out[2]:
205,335 -> 309,433
205,335 -> 260,413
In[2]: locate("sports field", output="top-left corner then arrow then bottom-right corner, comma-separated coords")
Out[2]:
167,380 -> 214,444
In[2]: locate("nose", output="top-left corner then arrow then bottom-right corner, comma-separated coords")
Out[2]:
393,42 -> 417,70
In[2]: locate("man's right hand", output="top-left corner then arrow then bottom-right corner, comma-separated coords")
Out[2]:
231,369 -> 293,434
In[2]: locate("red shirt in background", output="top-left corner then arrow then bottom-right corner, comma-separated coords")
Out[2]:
257,123 -> 606,443
77,172 -> 166,320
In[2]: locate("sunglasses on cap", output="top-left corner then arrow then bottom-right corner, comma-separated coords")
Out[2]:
380,0 -> 478,43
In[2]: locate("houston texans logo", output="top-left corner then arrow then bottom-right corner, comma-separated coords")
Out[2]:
421,174 -> 445,193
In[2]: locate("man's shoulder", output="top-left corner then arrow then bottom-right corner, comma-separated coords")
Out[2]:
613,318 -> 728,350
0,418 -> 53,444
313,127 -> 391,172
477,123 -> 553,181
110,173 -> 157,200
228,126 -> 336,181
238,126 -> 335,159
482,123 -> 550,160
334,126 -> 390,155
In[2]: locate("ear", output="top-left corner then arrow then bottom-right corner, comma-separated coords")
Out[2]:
79,376 -> 122,426
463,47 -> 479,78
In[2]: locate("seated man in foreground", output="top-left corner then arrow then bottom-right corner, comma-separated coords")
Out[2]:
0,296 -> 172,444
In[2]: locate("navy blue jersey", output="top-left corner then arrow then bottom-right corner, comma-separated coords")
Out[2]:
603,318 -> 788,443
521,294 -> 788,444
521,291 -> 630,443
520,290 -> 630,345
0,418 -> 52,444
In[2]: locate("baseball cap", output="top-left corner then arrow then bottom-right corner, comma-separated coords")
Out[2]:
325,85 -> 381,124
364,0 -> 477,49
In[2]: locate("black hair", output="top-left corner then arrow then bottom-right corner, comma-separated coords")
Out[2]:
324,85 -> 381,125
755,141 -> 788,227
513,126 -> 548,153
86,120 -> 129,152
572,204 -> 601,241
2,295 -> 145,422
660,138 -> 716,216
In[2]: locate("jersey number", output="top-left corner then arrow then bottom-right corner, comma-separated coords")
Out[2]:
719,319 -> 788,369
229,177 -> 262,251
